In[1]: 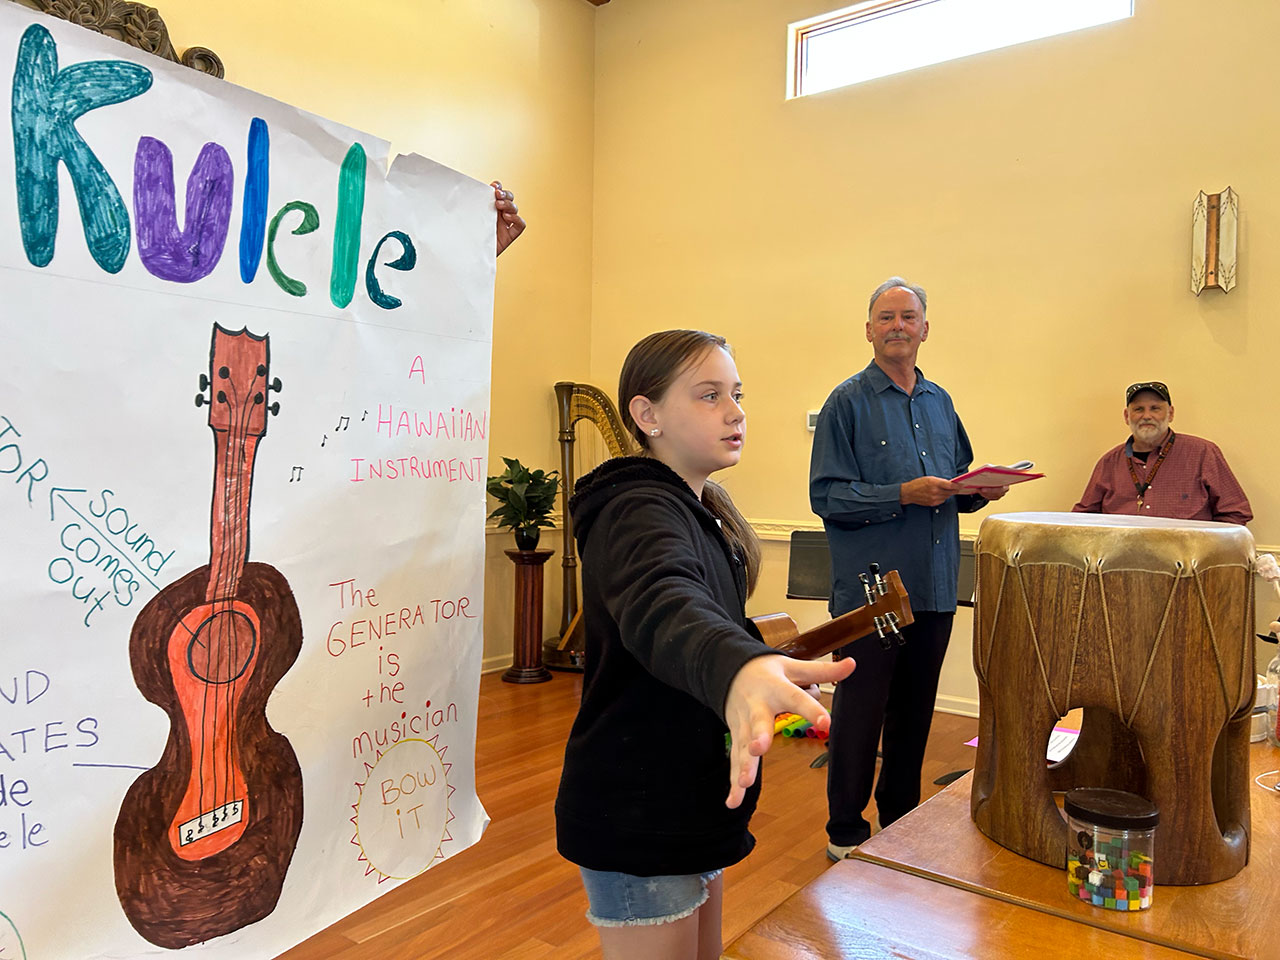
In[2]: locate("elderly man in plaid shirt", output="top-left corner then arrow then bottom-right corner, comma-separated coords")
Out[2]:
1072,381 -> 1251,524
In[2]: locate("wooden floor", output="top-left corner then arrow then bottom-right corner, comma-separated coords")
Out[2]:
277,672 -> 979,960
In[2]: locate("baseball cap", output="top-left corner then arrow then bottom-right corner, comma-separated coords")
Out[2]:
1126,381 -> 1171,404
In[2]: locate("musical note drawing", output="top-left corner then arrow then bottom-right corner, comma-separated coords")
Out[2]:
290,466 -> 303,482
361,410 -> 368,421
320,434 -> 327,448
335,415 -> 350,431
114,324 -> 303,948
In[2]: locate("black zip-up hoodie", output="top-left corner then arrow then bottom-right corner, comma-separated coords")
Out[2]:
555,456 -> 774,876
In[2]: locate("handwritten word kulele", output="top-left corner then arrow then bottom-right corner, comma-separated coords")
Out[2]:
12,24 -> 418,309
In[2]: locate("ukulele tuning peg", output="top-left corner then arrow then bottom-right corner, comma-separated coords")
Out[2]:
199,373 -> 210,390
859,572 -> 876,607
885,612 -> 905,646
873,615 -> 893,651
195,393 -> 206,407
868,562 -> 886,594
269,377 -> 282,393
269,401 -> 281,416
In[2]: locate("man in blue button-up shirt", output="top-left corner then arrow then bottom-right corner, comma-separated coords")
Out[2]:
810,277 -> 1008,860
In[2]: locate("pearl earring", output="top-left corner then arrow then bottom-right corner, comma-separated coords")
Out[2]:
650,428 -> 660,437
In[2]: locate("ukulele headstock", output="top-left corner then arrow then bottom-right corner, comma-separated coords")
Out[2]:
196,324 -> 282,435
860,562 -> 914,649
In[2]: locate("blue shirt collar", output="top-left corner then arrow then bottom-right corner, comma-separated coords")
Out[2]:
862,359 -> 935,397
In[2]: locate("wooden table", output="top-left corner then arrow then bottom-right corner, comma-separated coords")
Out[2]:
723,858 -> 1196,959
848,742 -> 1280,960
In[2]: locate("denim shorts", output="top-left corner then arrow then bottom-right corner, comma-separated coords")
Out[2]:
579,867 -> 723,927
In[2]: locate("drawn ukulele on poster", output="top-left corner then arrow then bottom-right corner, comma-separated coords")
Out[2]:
114,324 -> 303,948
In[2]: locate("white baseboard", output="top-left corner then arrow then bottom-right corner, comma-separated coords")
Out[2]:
819,685 -> 977,720
934,694 -> 979,718
482,654 -> 514,675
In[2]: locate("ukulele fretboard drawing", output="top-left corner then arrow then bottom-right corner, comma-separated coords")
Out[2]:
113,324 -> 304,949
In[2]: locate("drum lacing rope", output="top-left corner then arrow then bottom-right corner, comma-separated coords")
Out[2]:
1095,561 -> 1125,717
1191,563 -> 1232,713
1121,560 -> 1182,726
1013,554 -> 1061,718
1062,557 -> 1091,707
979,561 -> 1009,680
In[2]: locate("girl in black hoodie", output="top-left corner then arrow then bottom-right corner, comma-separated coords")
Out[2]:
555,330 -> 855,960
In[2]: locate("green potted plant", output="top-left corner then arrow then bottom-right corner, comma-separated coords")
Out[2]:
486,457 -> 561,550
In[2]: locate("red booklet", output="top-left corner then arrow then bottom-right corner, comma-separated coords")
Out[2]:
951,464 -> 1044,488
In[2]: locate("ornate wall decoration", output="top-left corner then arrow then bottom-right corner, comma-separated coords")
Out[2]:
1192,186 -> 1238,295
7,0 -> 223,76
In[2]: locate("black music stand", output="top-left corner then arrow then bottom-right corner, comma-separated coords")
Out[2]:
787,530 -> 975,605
786,530 -> 834,601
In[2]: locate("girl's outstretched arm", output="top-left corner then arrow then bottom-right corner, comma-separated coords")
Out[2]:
723,655 -> 857,809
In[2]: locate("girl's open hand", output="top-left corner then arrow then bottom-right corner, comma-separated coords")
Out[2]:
723,654 -> 856,808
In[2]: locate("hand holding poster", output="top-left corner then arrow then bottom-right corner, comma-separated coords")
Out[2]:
0,5 -> 496,957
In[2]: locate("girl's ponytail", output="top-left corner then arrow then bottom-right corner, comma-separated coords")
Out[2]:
701,479 -> 760,596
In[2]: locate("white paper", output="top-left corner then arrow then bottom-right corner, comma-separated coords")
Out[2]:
0,6 -> 495,958
1046,728 -> 1081,763
966,727 -> 1080,763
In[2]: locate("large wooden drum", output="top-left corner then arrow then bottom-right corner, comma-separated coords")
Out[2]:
970,512 -> 1255,884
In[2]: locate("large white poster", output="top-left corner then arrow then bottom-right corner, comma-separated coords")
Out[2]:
0,7 -> 495,958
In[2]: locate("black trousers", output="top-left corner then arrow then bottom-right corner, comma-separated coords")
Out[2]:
825,610 -> 954,846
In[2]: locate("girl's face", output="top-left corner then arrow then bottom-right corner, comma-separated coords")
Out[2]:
642,346 -> 745,494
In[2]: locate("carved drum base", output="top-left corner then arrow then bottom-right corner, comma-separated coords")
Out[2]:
969,512 -> 1254,885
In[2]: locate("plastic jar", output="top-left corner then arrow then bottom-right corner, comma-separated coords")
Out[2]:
1064,788 -> 1159,911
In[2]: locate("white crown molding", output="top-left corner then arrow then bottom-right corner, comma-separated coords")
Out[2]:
747,518 -> 979,543
749,518 -> 821,541
483,515 -> 1273,556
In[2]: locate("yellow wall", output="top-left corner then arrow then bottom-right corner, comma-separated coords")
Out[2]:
152,0 -> 1280,681
591,0 -> 1280,553
157,0 -> 597,667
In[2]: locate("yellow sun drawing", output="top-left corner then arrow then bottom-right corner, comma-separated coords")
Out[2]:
351,735 -> 455,882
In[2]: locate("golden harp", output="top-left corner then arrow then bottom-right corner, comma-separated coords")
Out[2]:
546,381 -> 635,670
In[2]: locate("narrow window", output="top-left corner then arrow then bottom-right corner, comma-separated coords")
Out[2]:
789,0 -> 1134,98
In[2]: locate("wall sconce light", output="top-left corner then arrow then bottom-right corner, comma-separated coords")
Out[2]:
1191,187 -> 1237,295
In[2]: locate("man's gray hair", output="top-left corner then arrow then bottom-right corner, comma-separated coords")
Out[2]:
868,276 -> 927,320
